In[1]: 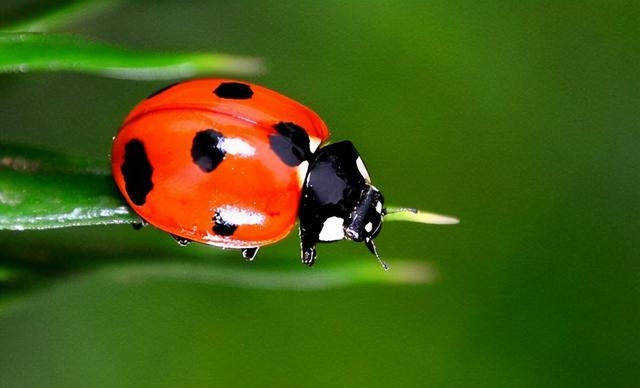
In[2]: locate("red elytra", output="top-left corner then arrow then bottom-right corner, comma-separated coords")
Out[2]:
111,79 -> 329,249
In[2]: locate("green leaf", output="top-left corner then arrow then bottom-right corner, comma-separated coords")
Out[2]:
0,32 -> 264,80
0,143 -> 457,232
101,259 -> 437,290
0,252 -> 437,309
0,143 -> 438,298
2,0 -> 121,32
0,143 -> 139,231
0,223 -> 438,292
384,207 -> 459,225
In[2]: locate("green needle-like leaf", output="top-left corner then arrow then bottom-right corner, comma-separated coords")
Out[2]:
384,207 -> 459,225
0,32 -> 264,80
0,143 -> 139,231
0,143 -> 440,298
103,259 -> 437,291
2,0 -> 121,32
0,144 -> 456,231
0,249 -> 437,308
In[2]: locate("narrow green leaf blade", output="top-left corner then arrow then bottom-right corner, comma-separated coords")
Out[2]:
0,32 -> 264,80
104,259 -> 437,290
385,206 -> 459,225
0,144 -> 439,298
0,143 -> 138,230
2,0 -> 120,32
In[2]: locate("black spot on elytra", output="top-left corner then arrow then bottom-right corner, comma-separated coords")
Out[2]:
213,211 -> 238,236
269,122 -> 312,166
146,82 -> 179,99
121,139 -> 154,206
191,129 -> 226,172
213,82 -> 254,99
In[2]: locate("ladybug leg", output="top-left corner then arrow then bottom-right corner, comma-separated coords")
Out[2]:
299,227 -> 318,266
299,207 -> 324,266
241,247 -> 259,261
171,234 -> 191,246
131,219 -> 148,230
301,242 -> 317,266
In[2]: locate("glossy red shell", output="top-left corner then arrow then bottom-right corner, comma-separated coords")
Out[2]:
111,79 -> 330,248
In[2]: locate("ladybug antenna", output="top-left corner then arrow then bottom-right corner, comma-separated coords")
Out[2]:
365,237 -> 389,271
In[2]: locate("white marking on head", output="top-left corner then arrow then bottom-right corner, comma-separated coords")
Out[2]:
218,137 -> 255,157
355,157 -> 371,183
364,222 -> 373,233
375,201 -> 383,214
318,216 -> 345,241
296,160 -> 310,186
309,136 -> 322,153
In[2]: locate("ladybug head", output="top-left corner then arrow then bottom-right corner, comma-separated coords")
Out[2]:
299,141 -> 389,269
344,185 -> 386,266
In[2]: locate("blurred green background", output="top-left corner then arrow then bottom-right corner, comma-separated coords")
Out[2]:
1,1 -> 638,387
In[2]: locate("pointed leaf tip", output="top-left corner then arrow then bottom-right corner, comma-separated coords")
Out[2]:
384,207 -> 459,225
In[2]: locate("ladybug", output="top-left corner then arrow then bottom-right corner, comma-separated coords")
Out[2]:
112,79 -> 389,268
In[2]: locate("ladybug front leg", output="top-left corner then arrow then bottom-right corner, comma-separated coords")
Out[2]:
131,219 -> 148,230
301,244 -> 317,267
241,247 -> 259,261
299,224 -> 319,266
171,234 -> 191,246
301,240 -> 317,266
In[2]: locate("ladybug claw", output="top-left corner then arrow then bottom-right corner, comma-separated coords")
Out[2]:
171,234 -> 191,246
301,245 -> 317,267
241,247 -> 259,261
131,219 -> 148,230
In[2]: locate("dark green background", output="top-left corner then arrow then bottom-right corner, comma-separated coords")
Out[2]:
1,1 -> 638,387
